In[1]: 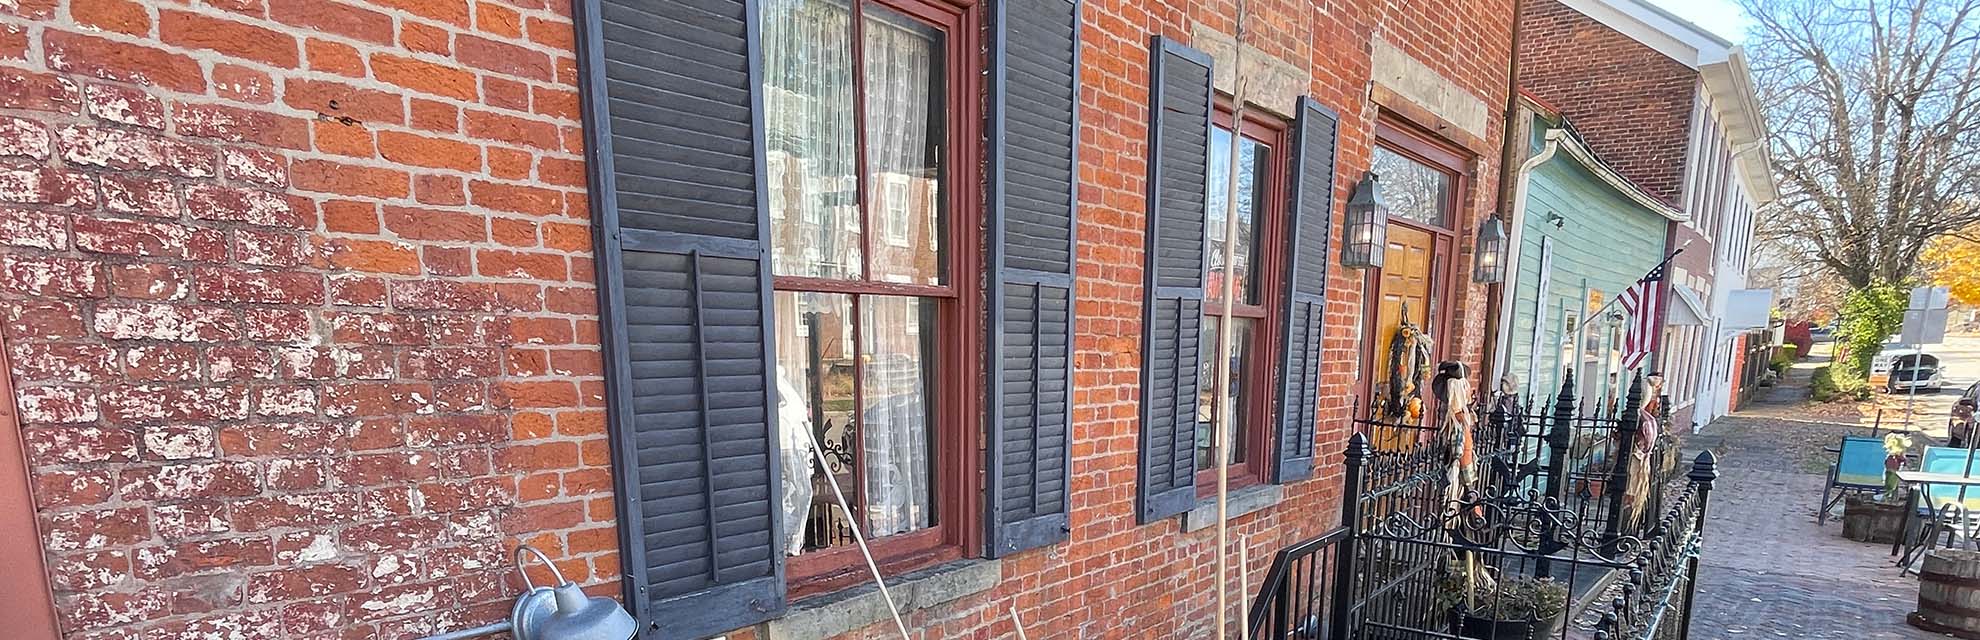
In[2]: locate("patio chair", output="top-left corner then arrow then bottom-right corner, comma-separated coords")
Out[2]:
1820,436 -> 1888,525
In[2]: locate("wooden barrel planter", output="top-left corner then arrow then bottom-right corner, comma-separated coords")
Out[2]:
1911,549 -> 1980,638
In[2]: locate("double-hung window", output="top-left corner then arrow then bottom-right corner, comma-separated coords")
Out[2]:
1137,36 -> 1340,522
760,0 -> 974,594
581,0 -> 1083,628
1196,110 -> 1288,489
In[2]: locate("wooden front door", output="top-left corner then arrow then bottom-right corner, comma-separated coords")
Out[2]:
1361,222 -> 1453,443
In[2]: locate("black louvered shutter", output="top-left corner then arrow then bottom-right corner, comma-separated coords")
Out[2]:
1137,36 -> 1212,523
1272,97 -> 1339,483
575,1 -> 785,638
986,0 -> 1080,557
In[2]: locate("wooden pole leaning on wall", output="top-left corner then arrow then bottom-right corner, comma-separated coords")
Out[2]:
1213,7 -> 1251,637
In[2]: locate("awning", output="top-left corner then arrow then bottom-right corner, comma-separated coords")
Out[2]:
1668,285 -> 1709,326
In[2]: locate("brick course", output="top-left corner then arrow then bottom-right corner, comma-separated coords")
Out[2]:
0,0 -> 1513,638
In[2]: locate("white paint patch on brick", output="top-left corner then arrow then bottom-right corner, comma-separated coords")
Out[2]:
142,426 -> 216,460
296,534 -> 338,563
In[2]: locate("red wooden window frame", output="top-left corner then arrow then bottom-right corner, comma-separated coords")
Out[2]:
1196,105 -> 1290,493
1356,117 -> 1469,416
778,0 -> 984,599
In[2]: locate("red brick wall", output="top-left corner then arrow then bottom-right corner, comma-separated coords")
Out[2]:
0,0 -> 1513,638
830,0 -> 1514,636
0,0 -> 606,638
1518,0 -> 1696,205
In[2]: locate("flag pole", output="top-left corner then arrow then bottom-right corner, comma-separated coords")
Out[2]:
1213,6 -> 1251,639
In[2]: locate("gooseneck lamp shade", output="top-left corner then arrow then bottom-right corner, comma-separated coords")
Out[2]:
1342,172 -> 1388,269
512,546 -> 638,640
1472,216 -> 1508,283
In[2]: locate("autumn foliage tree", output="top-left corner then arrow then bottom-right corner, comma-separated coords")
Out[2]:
1925,228 -> 1980,306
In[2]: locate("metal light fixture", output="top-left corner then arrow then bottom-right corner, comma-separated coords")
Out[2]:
416,546 -> 637,640
1341,172 -> 1389,269
1472,216 -> 1507,283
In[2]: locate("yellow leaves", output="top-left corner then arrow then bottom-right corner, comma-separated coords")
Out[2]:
1926,230 -> 1980,306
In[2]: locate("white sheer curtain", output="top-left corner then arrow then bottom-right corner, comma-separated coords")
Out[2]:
762,0 -> 859,280
857,9 -> 938,538
861,297 -> 932,536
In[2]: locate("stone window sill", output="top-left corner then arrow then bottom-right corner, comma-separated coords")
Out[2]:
1182,483 -> 1285,532
756,558 -> 1002,640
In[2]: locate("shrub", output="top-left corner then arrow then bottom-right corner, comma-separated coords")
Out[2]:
1812,364 -> 1869,402
1783,320 -> 1814,356
1837,283 -> 1908,378
1772,344 -> 1799,373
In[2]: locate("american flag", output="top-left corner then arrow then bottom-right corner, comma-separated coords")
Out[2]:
1616,260 -> 1669,371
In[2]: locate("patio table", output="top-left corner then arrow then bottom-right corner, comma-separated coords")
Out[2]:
1890,470 -> 1980,570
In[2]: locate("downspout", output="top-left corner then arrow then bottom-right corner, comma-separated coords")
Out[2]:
1481,0 -> 1524,388
1488,129 -> 1562,386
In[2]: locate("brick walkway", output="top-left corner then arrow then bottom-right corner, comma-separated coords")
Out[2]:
1688,366 -> 1947,638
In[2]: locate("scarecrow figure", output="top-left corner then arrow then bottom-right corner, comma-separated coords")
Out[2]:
1432,362 -> 1479,510
1619,373 -> 1664,534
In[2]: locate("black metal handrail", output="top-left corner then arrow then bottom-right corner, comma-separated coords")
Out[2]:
1244,526 -> 1350,639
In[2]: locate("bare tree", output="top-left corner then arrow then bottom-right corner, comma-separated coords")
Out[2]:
1741,0 -> 1980,288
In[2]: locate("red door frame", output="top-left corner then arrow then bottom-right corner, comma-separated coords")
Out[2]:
0,335 -> 62,640
1355,117 -> 1469,419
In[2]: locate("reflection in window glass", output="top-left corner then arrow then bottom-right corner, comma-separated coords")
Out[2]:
772,292 -> 939,549
1196,316 -> 1253,470
1207,127 -> 1270,305
864,8 -> 945,284
773,291 -> 857,553
1372,145 -> 1452,227
764,0 -> 861,279
859,295 -> 937,535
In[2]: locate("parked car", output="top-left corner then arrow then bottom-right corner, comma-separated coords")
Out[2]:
1868,336 -> 1910,388
1881,350 -> 1945,393
1809,323 -> 1836,341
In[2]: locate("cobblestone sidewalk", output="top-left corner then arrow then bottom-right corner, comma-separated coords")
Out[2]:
1688,368 -> 1948,639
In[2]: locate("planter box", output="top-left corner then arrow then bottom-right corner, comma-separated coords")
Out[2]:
1843,495 -> 1907,544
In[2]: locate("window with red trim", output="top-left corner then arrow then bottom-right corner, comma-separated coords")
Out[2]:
1196,107 -> 1289,491
759,0 -> 979,595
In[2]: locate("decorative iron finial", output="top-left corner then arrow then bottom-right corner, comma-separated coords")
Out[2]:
1689,450 -> 1720,485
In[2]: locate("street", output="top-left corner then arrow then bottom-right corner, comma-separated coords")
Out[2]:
1872,335 -> 1980,438
1688,336 -> 1980,639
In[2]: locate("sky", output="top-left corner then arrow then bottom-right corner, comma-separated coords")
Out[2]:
1644,0 -> 1754,43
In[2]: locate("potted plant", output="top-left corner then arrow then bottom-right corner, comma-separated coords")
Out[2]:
1437,557 -> 1569,639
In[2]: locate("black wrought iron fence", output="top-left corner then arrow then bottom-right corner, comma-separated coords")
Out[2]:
1247,370 -> 1718,640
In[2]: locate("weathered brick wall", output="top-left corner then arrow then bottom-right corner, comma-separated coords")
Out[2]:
0,0 -> 607,637
0,0 -> 1513,638
1519,0 -> 1696,205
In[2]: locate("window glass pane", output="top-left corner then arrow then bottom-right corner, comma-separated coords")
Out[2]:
860,295 -> 938,536
772,291 -> 858,553
1372,145 -> 1452,227
1196,316 -> 1254,471
764,0 -> 862,279
1207,127 -> 1269,305
863,5 -> 946,285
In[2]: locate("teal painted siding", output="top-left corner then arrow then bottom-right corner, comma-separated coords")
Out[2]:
1505,151 -> 1669,404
